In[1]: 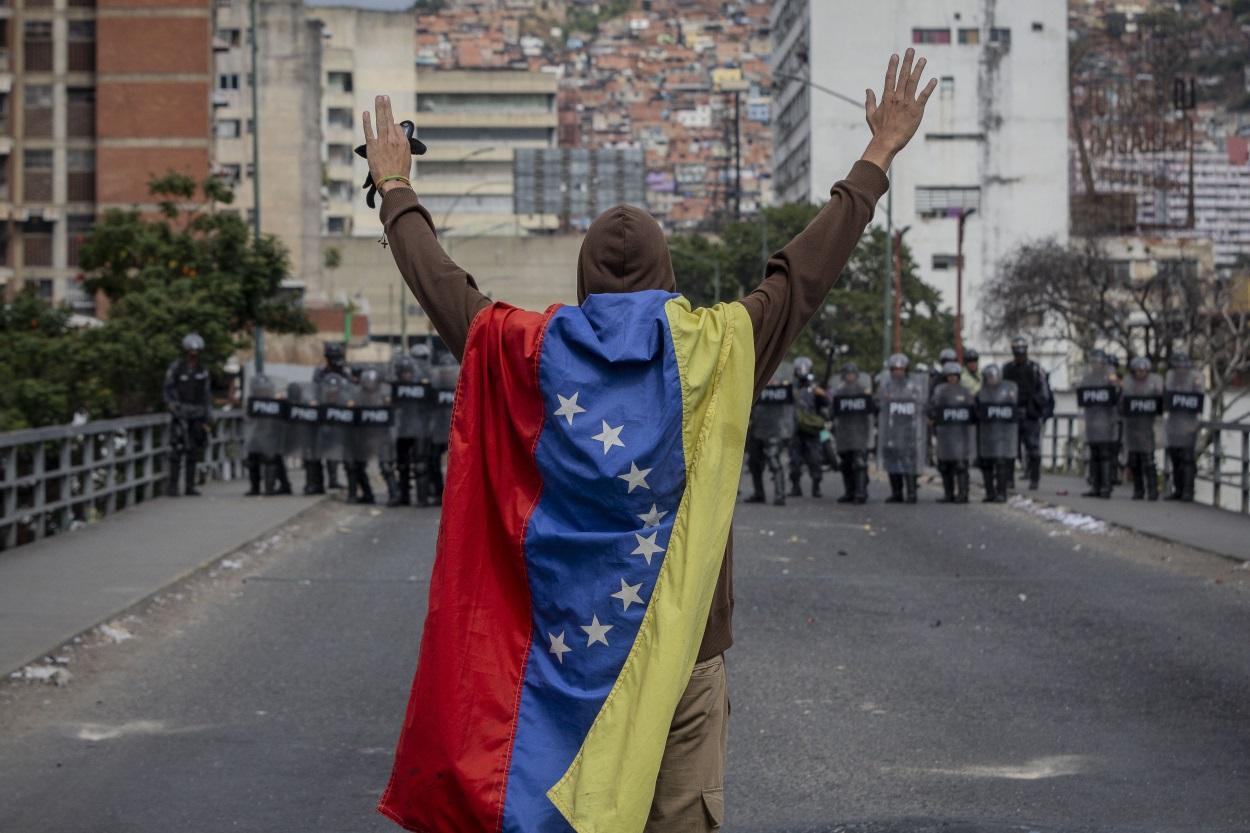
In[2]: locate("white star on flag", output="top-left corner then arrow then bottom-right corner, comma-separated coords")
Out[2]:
553,392 -> 586,426
591,420 -> 625,454
611,578 -> 645,612
637,503 -> 668,527
580,614 -> 612,647
548,631 -> 571,664
631,530 -> 664,565
618,461 -> 652,493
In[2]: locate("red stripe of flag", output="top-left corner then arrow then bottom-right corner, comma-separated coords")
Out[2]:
378,304 -> 557,833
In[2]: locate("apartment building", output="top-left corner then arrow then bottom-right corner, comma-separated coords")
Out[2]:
2,0 -> 213,311
212,0 -> 323,286
414,68 -> 558,237
771,0 -> 1069,353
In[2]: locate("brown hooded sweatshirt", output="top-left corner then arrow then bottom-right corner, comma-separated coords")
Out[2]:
380,159 -> 889,661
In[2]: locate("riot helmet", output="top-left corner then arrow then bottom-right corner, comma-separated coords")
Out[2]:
938,347 -> 957,365
1170,351 -> 1191,369
1129,356 -> 1150,378
410,343 -> 432,362
793,356 -> 814,379
941,361 -> 961,380
964,347 -> 980,365
982,364 -> 1001,385
324,341 -> 346,372
181,332 -> 205,353
393,354 -> 417,381
1011,335 -> 1028,357
887,353 -> 909,378
360,368 -> 381,392
840,361 -> 860,383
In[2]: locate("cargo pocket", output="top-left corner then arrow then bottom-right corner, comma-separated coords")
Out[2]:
701,787 -> 724,829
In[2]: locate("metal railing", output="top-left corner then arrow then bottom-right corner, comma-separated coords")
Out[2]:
1043,412 -> 1250,515
0,411 -> 244,551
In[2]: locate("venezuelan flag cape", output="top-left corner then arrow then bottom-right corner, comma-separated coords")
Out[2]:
378,290 -> 754,833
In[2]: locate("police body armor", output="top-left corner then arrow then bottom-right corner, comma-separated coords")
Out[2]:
930,381 -> 975,463
1119,373 -> 1163,454
831,379 -> 872,452
976,380 -> 1019,461
875,371 -> 927,475
284,382 -> 321,461
317,375 -> 354,462
1077,365 -> 1119,445
169,361 -> 212,421
245,374 -> 286,458
1164,368 -> 1204,450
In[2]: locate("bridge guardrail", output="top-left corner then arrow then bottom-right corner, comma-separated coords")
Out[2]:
1044,412 -> 1249,515
0,411 -> 244,550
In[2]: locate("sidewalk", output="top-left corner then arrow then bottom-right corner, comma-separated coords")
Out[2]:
0,482 -> 322,676
1019,473 -> 1249,563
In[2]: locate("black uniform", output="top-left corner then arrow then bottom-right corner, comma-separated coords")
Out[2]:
1002,357 -> 1052,489
789,377 -> 828,497
164,358 -> 212,496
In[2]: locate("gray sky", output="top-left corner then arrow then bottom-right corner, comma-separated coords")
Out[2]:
304,0 -> 414,8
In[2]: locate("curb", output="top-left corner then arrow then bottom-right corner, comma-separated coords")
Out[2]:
3,495 -> 330,679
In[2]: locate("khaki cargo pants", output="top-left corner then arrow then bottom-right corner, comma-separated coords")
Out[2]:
645,654 -> 728,831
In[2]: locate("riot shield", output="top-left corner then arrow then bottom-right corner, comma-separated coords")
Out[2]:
876,371 -> 927,474
317,375 -> 354,462
931,381 -> 975,462
284,382 -> 320,460
750,377 -> 795,442
353,381 -> 393,463
1077,366 -> 1119,444
429,361 -> 460,446
390,357 -> 432,442
1119,373 -> 1163,453
831,378 -> 872,452
245,374 -> 286,457
976,379 -> 1018,460
1163,368 -> 1204,449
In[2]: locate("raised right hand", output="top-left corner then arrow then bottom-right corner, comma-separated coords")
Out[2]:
861,48 -> 937,171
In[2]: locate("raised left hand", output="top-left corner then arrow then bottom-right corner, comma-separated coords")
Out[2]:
362,95 -> 413,194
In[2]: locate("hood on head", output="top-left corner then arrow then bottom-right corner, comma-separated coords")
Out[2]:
576,204 -> 675,302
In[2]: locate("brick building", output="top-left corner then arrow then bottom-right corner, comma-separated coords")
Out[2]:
1,0 -> 214,312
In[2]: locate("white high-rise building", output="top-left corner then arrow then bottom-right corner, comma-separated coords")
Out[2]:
771,0 -> 1069,358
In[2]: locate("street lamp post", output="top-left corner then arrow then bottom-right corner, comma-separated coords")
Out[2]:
954,207 -> 976,362
771,72 -> 896,363
249,0 -> 264,375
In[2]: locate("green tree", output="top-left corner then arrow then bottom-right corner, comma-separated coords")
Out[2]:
669,206 -> 955,384
0,173 -> 311,429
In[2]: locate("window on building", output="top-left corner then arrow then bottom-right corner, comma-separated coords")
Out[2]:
1031,21 -> 1044,32
218,163 -> 242,184
932,254 -> 960,270
915,185 -> 981,217
326,216 -> 348,234
67,214 -> 94,266
327,71 -> 353,94
327,107 -> 353,129
912,28 -> 951,45
940,76 -> 954,96
22,219 -> 54,267
218,74 -> 240,90
990,27 -> 1011,46
216,119 -> 241,138
68,20 -> 96,72
327,143 -> 354,166
24,21 -> 52,72
0,21 -> 9,74
219,28 -> 242,47
67,87 -> 95,138
24,83 -> 53,137
958,28 -> 980,44
327,180 -> 354,201
25,278 -> 55,299
23,148 -> 52,202
67,148 -> 95,202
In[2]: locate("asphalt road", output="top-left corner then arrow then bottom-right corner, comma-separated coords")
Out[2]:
1,478 -> 1248,833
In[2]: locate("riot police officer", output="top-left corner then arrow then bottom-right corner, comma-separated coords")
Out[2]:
1002,336 -> 1053,490
243,374 -> 291,496
1163,352 -> 1203,502
746,368 -> 793,506
788,356 -> 828,498
929,361 -> 975,504
313,342 -> 350,489
930,347 -> 958,391
1077,349 -> 1119,498
284,381 -> 323,494
164,332 -> 212,497
425,352 -> 459,506
975,364 -> 1018,502
1120,356 -> 1164,501
317,373 -> 354,497
961,347 -> 982,395
347,368 -> 392,505
830,362 -> 872,504
388,350 -> 430,506
876,353 -> 927,504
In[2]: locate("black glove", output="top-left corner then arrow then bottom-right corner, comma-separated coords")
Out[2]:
354,120 -> 428,208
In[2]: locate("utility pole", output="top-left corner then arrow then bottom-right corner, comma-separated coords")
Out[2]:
883,186 -> 894,360
954,208 -> 976,362
249,0 -> 264,375
733,90 -> 742,221
892,226 -> 908,356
